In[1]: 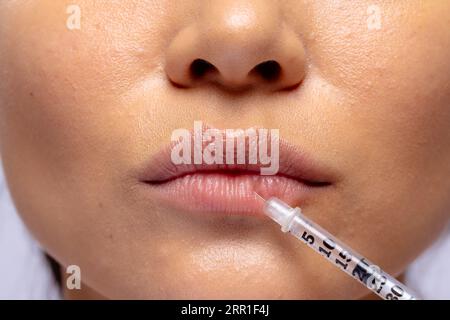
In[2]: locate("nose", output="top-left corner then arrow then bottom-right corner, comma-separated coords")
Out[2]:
165,1 -> 306,92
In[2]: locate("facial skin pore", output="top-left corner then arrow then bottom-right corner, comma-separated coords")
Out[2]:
0,1 -> 449,299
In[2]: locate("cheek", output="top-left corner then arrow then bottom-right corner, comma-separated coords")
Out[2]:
0,1 -> 193,186
292,1 -> 450,272
308,1 -> 450,185
0,5 -> 142,176
306,1 -> 450,127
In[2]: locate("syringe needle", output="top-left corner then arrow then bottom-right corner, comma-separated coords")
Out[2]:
254,192 -> 266,202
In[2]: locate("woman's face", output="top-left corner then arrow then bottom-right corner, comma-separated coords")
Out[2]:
0,0 -> 449,299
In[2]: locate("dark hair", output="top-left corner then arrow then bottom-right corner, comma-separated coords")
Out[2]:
45,253 -> 62,285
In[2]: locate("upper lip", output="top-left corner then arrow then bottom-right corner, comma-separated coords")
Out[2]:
139,137 -> 336,187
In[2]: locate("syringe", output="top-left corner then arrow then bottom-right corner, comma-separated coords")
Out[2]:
259,195 -> 419,300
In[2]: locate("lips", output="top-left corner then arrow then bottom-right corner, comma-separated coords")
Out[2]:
138,138 -> 336,216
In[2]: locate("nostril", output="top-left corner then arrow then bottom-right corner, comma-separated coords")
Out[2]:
251,60 -> 281,81
190,59 -> 217,79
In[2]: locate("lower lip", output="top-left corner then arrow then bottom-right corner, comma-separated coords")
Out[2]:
142,173 -> 323,216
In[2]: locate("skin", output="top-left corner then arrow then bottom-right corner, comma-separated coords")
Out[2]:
0,0 -> 449,299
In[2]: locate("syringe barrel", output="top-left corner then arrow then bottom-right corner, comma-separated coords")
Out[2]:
264,197 -> 419,300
